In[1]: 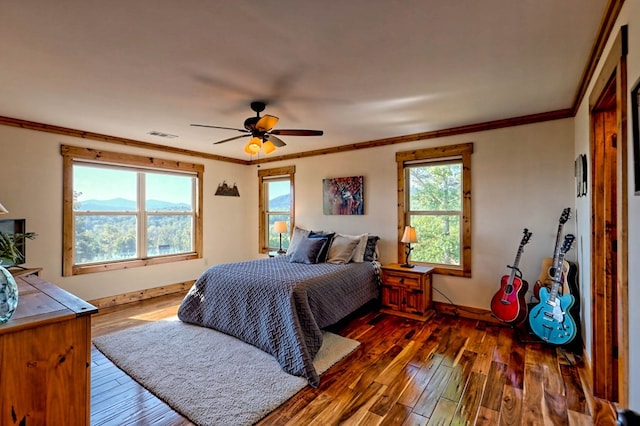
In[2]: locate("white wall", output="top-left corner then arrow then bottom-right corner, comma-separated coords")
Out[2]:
262,119 -> 576,310
573,0 -> 640,411
0,125 -> 252,301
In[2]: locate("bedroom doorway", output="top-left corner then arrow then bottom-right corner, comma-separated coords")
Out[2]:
588,25 -> 628,404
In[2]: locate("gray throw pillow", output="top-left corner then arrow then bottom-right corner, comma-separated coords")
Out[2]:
289,237 -> 328,264
308,232 -> 335,263
286,226 -> 310,257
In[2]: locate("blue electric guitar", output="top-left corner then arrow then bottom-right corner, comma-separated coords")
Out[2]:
528,234 -> 577,345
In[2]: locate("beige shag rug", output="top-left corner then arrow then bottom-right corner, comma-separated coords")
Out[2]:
93,318 -> 359,425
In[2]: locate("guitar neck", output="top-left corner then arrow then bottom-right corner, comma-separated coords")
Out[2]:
507,243 -> 526,285
548,253 -> 566,303
551,222 -> 564,265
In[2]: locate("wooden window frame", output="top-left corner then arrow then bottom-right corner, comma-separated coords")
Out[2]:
61,145 -> 204,276
258,166 -> 295,253
396,143 -> 473,277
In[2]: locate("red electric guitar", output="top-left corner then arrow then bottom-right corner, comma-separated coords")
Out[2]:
491,228 -> 532,324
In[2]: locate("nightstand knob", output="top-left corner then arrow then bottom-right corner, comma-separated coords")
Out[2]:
399,278 -> 404,283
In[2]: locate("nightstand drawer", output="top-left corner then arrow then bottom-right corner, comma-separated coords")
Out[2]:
381,270 -> 421,290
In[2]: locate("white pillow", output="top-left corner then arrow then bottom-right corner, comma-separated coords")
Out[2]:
336,233 -> 368,263
326,234 -> 361,264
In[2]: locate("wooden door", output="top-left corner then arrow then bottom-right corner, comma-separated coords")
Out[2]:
591,98 -> 618,401
589,26 -> 629,403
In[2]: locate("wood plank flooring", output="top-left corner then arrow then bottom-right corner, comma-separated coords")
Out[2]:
90,293 -> 618,425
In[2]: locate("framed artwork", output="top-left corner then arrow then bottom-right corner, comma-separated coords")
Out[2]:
632,77 -> 640,195
323,176 -> 364,215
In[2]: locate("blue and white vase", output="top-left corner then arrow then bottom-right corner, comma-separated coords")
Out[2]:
0,266 -> 18,323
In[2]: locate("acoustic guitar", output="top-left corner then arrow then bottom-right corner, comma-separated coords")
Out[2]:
533,208 -> 571,299
490,228 -> 532,324
528,234 -> 577,345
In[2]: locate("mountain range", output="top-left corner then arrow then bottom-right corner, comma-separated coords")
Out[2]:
78,194 -> 289,211
78,198 -> 191,211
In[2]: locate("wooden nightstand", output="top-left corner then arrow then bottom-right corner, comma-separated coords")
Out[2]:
380,263 -> 434,320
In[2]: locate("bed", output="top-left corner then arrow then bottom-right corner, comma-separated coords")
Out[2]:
177,252 -> 380,387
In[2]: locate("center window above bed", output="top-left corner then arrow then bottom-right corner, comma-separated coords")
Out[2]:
258,166 -> 295,254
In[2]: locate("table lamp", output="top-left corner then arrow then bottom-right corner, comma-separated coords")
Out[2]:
400,225 -> 418,268
274,221 -> 288,255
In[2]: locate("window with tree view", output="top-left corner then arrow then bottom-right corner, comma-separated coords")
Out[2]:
406,161 -> 462,265
397,143 -> 472,277
62,145 -> 203,276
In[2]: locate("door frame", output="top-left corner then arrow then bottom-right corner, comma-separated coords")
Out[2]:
588,25 -> 629,404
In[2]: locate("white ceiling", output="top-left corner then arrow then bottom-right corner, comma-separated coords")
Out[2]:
0,1 -> 607,161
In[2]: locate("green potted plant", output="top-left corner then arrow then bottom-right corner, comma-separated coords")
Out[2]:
0,231 -> 36,322
0,231 -> 37,267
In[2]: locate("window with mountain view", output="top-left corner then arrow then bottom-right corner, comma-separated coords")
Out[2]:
61,145 -> 203,276
258,166 -> 295,253
396,143 -> 472,277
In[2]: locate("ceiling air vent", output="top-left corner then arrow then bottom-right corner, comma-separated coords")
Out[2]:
147,131 -> 178,138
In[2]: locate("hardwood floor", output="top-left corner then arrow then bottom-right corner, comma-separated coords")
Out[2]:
90,293 -> 618,425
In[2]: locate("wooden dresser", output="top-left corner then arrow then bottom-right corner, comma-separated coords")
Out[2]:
0,270 -> 97,425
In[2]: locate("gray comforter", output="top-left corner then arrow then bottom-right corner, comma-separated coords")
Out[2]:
177,255 -> 379,387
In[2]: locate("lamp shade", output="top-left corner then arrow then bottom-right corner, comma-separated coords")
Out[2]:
244,137 -> 277,156
401,226 -> 418,244
248,137 -> 262,153
0,202 -> 7,215
273,221 -> 288,234
262,140 -> 276,154
243,141 -> 253,155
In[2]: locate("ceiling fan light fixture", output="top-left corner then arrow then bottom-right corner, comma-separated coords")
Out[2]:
263,140 -> 276,154
243,140 -> 255,155
193,101 -> 324,156
246,137 -> 262,154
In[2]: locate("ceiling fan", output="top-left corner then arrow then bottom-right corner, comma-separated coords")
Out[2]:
191,101 -> 323,155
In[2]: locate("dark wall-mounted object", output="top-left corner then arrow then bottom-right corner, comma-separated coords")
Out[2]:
631,76 -> 640,195
575,154 -> 587,197
215,181 -> 240,197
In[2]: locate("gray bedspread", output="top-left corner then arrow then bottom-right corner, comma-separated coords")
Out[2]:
177,255 -> 379,387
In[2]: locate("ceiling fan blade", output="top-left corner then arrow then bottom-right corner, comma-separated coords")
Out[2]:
213,134 -> 250,144
265,134 -> 286,147
271,129 -> 323,136
255,114 -> 279,132
191,124 -> 248,132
